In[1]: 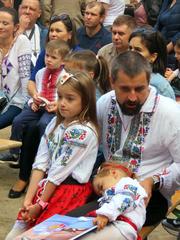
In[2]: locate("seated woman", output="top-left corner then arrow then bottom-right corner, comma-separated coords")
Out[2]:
0,7 -> 31,129
0,13 -> 81,165
129,26 -> 175,100
29,12 -> 81,93
154,0 -> 180,69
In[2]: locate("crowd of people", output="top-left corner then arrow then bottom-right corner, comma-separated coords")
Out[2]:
0,0 -> 179,239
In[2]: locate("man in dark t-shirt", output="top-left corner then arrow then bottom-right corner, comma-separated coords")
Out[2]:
77,1 -> 112,54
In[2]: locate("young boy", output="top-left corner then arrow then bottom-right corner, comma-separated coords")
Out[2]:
85,162 -> 147,240
3,39 -> 70,163
27,39 -> 70,119
12,39 -> 69,135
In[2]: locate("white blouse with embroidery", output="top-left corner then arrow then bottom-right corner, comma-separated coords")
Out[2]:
33,117 -> 98,185
97,86 -> 180,201
1,34 -> 31,109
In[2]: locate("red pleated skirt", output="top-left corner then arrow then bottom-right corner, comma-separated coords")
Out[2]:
17,182 -> 93,226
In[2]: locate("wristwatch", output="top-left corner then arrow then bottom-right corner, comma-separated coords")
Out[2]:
152,175 -> 160,191
36,198 -> 49,210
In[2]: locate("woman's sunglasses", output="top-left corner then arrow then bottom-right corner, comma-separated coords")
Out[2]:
50,14 -> 73,31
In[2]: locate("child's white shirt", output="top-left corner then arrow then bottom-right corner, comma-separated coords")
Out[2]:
33,117 -> 98,185
96,177 -> 147,231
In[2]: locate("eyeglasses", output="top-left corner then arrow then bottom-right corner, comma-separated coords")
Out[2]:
50,13 -> 73,31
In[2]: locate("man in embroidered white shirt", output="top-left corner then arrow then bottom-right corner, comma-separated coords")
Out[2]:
93,51 -> 180,238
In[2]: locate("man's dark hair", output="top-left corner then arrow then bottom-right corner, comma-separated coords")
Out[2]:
0,7 -> 19,25
129,27 -> 167,75
111,51 -> 152,83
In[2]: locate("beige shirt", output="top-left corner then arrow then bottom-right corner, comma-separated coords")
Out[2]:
97,43 -> 118,71
40,0 -> 87,29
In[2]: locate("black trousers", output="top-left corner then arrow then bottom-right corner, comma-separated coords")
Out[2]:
67,191 -> 168,226
19,120 -> 40,181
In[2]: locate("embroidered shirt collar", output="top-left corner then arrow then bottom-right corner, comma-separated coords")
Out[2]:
140,86 -> 159,113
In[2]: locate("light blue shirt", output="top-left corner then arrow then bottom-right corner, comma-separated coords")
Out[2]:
150,73 -> 175,100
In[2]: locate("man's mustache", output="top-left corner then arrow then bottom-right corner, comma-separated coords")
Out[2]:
126,100 -> 138,106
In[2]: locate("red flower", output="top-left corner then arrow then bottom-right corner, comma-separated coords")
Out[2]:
130,159 -> 137,165
139,127 -> 144,134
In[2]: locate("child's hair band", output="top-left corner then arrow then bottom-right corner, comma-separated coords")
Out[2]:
98,162 -> 133,177
58,70 -> 78,85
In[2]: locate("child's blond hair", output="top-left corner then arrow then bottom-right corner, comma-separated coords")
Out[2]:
46,39 -> 70,59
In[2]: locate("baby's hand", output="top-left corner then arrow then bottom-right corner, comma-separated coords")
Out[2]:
93,215 -> 109,230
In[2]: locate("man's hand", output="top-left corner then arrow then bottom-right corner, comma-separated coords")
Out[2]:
93,215 -> 109,230
19,15 -> 31,32
140,177 -> 154,206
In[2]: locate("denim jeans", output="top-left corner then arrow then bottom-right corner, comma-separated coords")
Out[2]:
9,104 -> 55,156
0,105 -> 22,129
